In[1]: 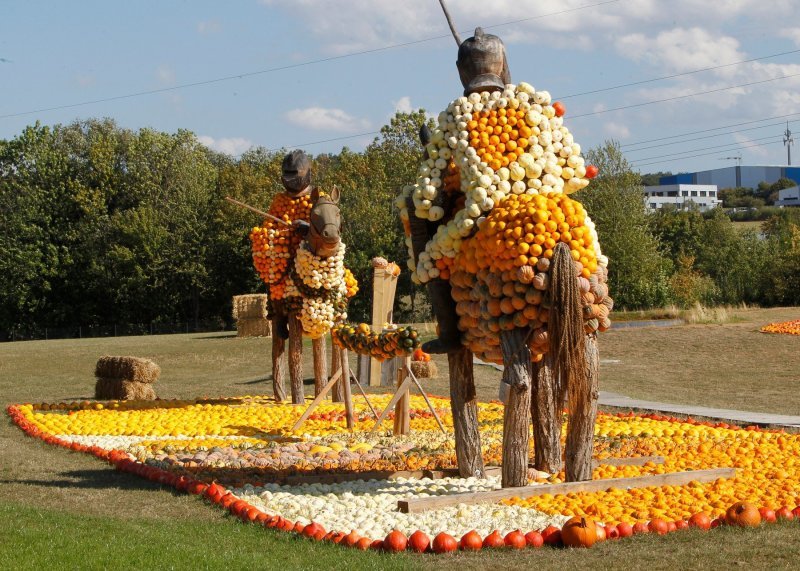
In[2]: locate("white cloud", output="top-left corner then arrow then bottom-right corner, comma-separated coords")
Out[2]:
616,28 -> 745,74
393,96 -> 413,114
285,107 -> 371,132
733,132 -> 771,158
197,135 -> 253,156
155,65 -> 176,85
780,28 -> 800,46
604,122 -> 630,140
197,19 -> 221,34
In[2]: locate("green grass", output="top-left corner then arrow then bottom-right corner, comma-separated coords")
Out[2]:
2,306 -> 800,569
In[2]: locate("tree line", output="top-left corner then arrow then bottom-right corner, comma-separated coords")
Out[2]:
2,119 -> 799,339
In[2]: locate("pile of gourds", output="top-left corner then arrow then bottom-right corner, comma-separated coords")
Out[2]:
395,82 -> 613,363
332,323 -> 421,361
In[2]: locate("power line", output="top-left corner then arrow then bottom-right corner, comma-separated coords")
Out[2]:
279,75 -> 800,151
622,111 -> 800,148
557,47 -> 800,100
630,134 -> 781,164
0,0 -> 620,120
624,119 -> 800,153
631,140 -> 785,169
569,72 -> 800,119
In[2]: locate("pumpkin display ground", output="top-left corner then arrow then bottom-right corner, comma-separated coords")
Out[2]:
8,392 -> 800,552
2,306 -> 800,567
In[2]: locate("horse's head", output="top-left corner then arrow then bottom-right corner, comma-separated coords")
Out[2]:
308,186 -> 341,258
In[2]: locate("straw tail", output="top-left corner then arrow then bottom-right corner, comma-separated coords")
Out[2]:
548,242 -> 587,397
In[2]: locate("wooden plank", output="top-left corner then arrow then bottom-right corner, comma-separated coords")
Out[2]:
596,455 -> 664,467
370,375 -> 413,434
397,468 -> 736,513
407,363 -> 447,434
290,368 -> 342,432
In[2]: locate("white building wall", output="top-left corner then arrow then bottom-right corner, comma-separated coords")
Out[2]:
776,185 -> 800,207
643,184 -> 722,212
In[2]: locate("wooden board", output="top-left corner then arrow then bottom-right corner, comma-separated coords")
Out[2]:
397,467 -> 736,513
369,266 -> 398,386
274,456 -> 665,487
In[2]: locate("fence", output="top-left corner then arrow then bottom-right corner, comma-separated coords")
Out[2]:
1,320 -> 234,342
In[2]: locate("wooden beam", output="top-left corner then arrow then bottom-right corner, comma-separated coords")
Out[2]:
290,368 -> 342,432
397,468 -> 736,513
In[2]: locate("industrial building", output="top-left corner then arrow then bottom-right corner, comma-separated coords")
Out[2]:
643,184 -> 722,212
775,185 -> 800,207
659,166 -> 800,190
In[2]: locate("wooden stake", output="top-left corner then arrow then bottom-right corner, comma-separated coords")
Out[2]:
406,363 -> 446,434
565,334 -> 600,482
341,348 -> 354,429
288,314 -> 304,404
224,196 -> 295,227
500,328 -> 532,488
531,352 -> 564,473
397,468 -> 737,514
271,329 -> 287,402
312,336 -> 327,396
393,360 -> 411,436
448,346 -> 485,478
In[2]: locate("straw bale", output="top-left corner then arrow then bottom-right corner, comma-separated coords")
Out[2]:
410,360 -> 438,379
233,294 -> 268,320
95,378 -> 157,400
95,356 -> 160,384
236,317 -> 272,338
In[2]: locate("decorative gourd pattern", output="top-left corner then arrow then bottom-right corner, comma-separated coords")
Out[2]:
396,82 -> 613,364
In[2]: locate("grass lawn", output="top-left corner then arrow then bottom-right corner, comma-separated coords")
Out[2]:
2,305 -> 800,569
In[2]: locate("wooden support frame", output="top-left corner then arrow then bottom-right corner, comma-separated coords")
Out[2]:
291,346 -> 377,432
397,467 -> 736,513
370,356 -> 446,435
369,265 -> 399,386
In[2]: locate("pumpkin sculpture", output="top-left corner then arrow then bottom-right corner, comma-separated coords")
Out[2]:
398,28 -> 612,486
249,151 -> 356,403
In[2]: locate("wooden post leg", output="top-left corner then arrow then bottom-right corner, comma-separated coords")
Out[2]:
448,347 -> 485,478
271,328 -> 287,402
330,340 -> 344,402
312,337 -> 327,397
531,352 -> 564,474
350,372 -> 379,419
393,359 -> 410,436
565,334 -> 600,482
500,328 -> 532,488
288,313 -> 304,404
341,349 -> 354,430
370,376 -> 413,434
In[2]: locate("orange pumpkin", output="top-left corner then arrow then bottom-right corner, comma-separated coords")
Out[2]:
561,517 -> 598,548
504,530 -> 527,549
525,530 -> 544,547
459,530 -> 483,551
726,502 -> 762,527
688,512 -> 711,531
408,530 -> 430,553
648,518 -> 669,535
384,530 -> 407,552
432,532 -> 458,553
483,530 -> 505,548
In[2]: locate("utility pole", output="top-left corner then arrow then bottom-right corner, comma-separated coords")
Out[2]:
784,122 -> 794,166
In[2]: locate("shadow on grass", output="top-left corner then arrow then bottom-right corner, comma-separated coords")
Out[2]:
192,333 -> 238,340
0,469 -> 169,492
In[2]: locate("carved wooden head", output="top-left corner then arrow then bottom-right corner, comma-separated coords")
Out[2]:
281,150 -> 312,194
456,27 -> 511,95
307,186 -> 341,258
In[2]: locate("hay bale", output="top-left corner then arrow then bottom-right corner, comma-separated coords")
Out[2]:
410,360 -> 438,379
95,378 -> 157,400
233,294 -> 268,320
95,356 -> 160,384
236,317 -> 272,338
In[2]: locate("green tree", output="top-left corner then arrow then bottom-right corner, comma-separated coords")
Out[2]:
581,140 -> 671,309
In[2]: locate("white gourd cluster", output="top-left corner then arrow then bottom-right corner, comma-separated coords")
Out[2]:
293,243 -> 348,339
395,82 -> 608,285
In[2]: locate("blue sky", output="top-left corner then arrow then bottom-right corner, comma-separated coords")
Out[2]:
1,0 -> 799,174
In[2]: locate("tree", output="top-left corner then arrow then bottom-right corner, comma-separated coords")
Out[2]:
581,141 -> 671,309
